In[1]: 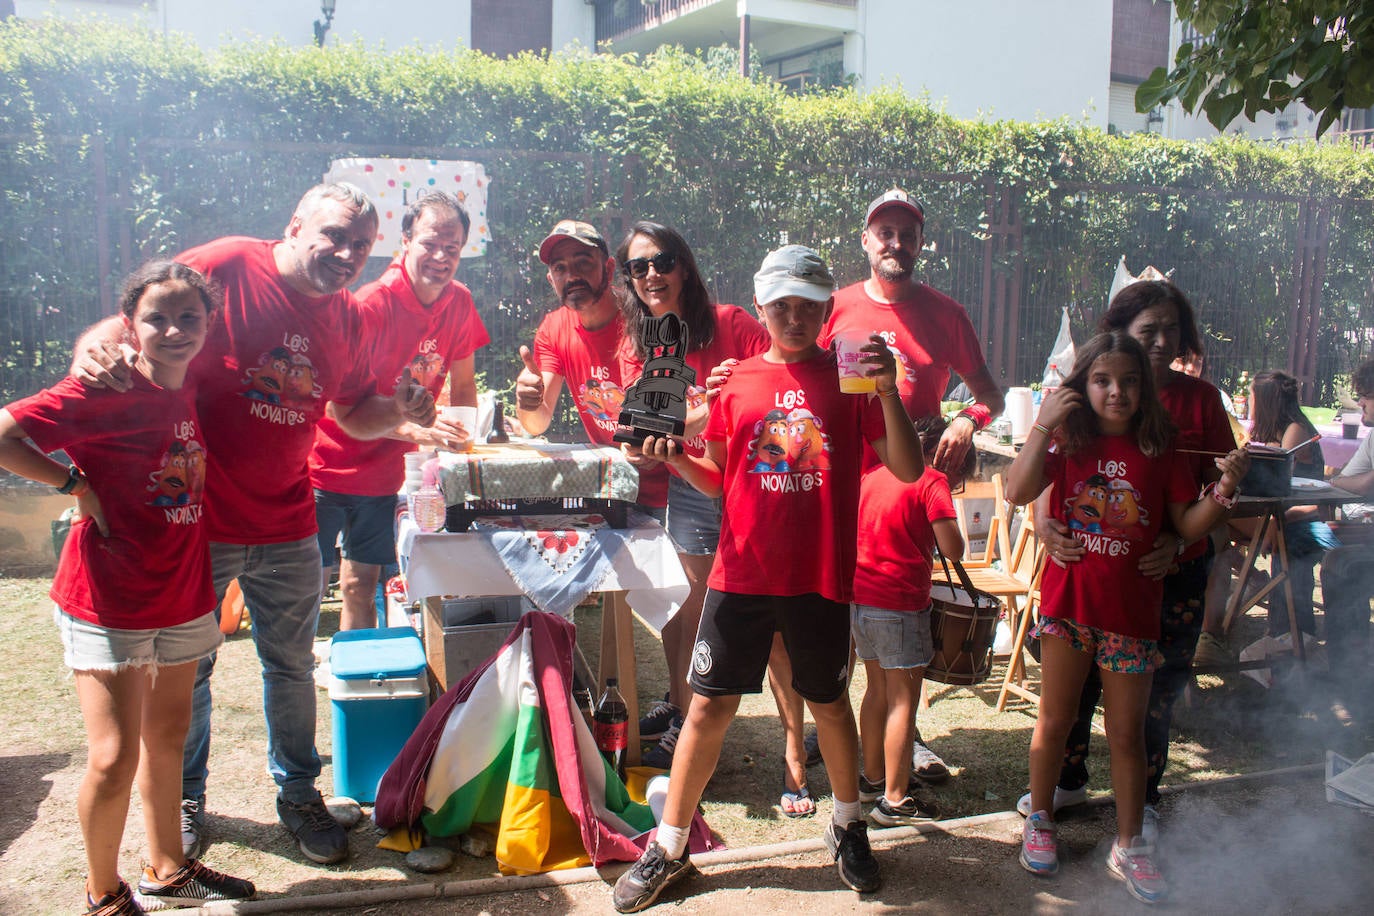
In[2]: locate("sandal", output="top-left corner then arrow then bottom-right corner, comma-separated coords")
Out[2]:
781,766 -> 816,819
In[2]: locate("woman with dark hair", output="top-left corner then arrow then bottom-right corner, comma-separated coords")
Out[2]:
1023,278 -> 1238,843
1245,369 -> 1333,637
615,222 -> 825,810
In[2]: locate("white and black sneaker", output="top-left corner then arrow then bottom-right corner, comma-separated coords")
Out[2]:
868,794 -> 939,827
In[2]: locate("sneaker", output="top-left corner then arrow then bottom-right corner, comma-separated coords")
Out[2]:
134,859 -> 255,910
803,729 -> 822,767
1019,811 -> 1059,876
611,841 -> 696,913
823,820 -> 882,893
1108,836 -> 1168,903
860,772 -> 923,804
1016,784 -> 1089,816
1192,632 -> 1234,668
179,796 -> 206,862
86,882 -> 146,916
637,699 -> 681,741
1141,804 -> 1160,846
276,792 -> 348,865
868,794 -> 939,827
640,715 -> 682,769
911,731 -> 950,785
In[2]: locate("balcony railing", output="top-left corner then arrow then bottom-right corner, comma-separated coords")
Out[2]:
594,0 -> 857,45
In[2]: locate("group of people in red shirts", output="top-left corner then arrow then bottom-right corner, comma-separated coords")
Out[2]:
21,178 -> 1272,913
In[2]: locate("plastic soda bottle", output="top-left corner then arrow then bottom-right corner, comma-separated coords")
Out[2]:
593,677 -> 629,779
1044,363 -> 1063,393
1234,371 -> 1250,419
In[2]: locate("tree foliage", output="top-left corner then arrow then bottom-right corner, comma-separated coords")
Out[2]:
1137,0 -> 1374,137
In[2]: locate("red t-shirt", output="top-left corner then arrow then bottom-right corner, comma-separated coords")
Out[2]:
1039,435 -> 1196,639
1159,373 -> 1236,561
821,282 -> 988,420
309,259 -> 491,496
704,349 -> 887,602
9,376 -> 215,628
533,305 -> 668,507
619,304 -> 771,462
179,238 -> 376,543
854,466 -> 957,611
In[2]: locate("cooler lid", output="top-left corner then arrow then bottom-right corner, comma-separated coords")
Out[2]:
330,627 -> 426,680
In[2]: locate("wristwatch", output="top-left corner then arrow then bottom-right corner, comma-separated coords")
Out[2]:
56,465 -> 85,495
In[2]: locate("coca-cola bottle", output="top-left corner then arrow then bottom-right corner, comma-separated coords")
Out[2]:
1044,362 -> 1064,394
487,397 -> 511,444
593,677 -> 629,780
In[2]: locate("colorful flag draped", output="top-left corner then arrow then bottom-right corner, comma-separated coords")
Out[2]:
375,611 -> 711,874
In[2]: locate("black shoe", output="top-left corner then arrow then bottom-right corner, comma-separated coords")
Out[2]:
612,841 -> 696,913
637,698 -> 682,741
868,794 -> 940,827
859,772 -> 922,804
179,796 -> 206,862
86,881 -> 146,916
823,820 -> 882,893
804,729 -> 822,767
133,859 -> 256,909
276,792 -> 348,865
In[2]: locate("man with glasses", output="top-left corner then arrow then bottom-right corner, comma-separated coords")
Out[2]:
1320,360 -> 1374,681
820,188 -> 1004,785
515,219 -> 668,511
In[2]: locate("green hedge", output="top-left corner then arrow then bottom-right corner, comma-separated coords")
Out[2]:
3,17 -> 1374,414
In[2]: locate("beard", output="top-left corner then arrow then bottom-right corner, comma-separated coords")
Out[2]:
560,269 -> 611,309
870,250 -> 914,282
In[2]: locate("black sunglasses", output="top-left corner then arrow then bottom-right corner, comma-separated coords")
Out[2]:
622,251 -> 677,279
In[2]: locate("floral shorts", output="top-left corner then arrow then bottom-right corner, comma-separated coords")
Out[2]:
1033,616 -> 1163,674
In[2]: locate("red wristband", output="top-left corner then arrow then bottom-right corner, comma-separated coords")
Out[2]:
957,404 -> 992,430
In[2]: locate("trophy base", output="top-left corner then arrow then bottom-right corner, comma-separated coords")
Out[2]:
613,410 -> 685,447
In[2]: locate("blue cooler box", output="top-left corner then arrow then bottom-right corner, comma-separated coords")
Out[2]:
329,627 -> 428,802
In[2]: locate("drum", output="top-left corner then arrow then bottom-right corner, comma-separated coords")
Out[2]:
925,582 -> 1001,685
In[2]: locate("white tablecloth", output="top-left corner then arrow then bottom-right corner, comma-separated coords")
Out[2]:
397,514 -> 687,632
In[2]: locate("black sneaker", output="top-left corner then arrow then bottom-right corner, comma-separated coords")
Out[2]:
868,794 -> 939,827
276,792 -> 348,865
823,820 -> 881,893
640,715 -> 682,769
86,881 -> 146,916
859,773 -> 921,804
179,796 -> 205,862
637,698 -> 682,741
133,859 -> 255,910
612,841 -> 696,913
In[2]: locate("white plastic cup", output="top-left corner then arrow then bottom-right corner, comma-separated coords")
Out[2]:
441,406 -> 477,452
834,332 -> 877,394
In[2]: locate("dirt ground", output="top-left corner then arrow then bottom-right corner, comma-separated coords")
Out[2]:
3,575 -> 1374,915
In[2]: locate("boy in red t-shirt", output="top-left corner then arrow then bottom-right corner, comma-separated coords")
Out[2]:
853,416 -> 970,828
612,246 -> 923,912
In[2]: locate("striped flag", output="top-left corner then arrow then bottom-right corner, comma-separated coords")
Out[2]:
375,611 -> 710,874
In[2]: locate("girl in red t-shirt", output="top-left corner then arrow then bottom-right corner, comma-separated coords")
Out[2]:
1005,331 -> 1247,903
0,262 -> 254,914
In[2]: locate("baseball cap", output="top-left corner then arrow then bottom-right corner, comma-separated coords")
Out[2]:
537,219 -> 608,264
864,188 -> 925,227
753,245 -> 835,305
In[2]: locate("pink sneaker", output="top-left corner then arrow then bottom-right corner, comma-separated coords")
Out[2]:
1019,811 -> 1058,876
1108,836 -> 1167,903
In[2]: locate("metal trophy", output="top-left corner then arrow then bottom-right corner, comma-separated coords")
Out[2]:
613,312 -> 697,446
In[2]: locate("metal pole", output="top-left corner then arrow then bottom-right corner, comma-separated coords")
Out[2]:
739,14 -> 750,78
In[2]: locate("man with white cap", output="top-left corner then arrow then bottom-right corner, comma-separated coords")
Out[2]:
821,188 -> 1004,782
613,245 -> 922,912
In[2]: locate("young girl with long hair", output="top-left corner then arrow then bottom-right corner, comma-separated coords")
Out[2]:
1006,331 -> 1247,905
0,262 -> 255,915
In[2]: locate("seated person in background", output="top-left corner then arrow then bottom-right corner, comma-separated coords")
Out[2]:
1321,359 -> 1374,671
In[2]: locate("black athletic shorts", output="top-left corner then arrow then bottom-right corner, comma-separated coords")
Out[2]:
689,589 -> 851,704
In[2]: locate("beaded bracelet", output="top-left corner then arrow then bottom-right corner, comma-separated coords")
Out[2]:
1031,422 -> 1053,438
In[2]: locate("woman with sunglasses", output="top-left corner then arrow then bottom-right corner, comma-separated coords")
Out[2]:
616,223 -> 819,809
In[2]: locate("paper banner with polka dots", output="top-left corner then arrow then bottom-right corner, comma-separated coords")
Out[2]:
323,157 -> 491,259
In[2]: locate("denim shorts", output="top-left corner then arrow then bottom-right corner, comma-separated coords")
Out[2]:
314,489 -> 401,567
851,603 -> 935,669
1033,615 -> 1162,674
666,474 -> 722,556
55,606 -> 222,673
